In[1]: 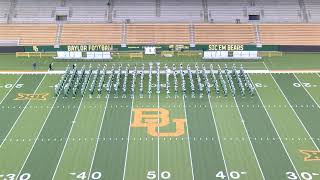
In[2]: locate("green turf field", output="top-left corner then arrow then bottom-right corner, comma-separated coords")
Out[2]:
0,54 -> 320,180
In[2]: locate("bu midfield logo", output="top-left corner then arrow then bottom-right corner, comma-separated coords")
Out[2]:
131,108 -> 185,137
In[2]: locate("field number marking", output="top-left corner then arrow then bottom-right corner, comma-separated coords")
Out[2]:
216,171 -> 247,179
0,173 -> 31,180
2,84 -> 24,89
287,171 -> 319,180
69,171 -> 102,180
146,171 -> 171,179
293,83 -> 317,88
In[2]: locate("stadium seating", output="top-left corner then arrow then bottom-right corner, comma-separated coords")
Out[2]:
0,24 -> 57,45
194,24 -> 256,44
60,24 -> 122,45
126,24 -> 189,44
12,0 -> 59,23
259,24 -> 320,45
112,0 -> 156,22
157,0 -> 203,22
207,0 -> 249,23
67,0 -> 107,22
0,0 -> 319,23
305,0 -> 320,22
0,0 -> 10,23
255,0 -> 302,22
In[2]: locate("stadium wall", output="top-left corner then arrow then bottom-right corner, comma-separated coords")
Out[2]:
2,45 -> 320,54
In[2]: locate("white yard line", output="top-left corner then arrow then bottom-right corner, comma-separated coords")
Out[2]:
207,96 -> 230,180
0,74 -> 46,149
16,96 -> 59,179
121,96 -> 134,180
51,97 -> 85,180
182,96 -> 195,180
248,74 -> 301,180
233,97 -> 266,180
0,74 -> 23,105
157,94 -> 160,180
87,95 -> 111,180
263,63 -> 320,151
2,69 -> 320,75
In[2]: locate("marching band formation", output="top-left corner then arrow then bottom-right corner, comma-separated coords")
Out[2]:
54,63 -> 255,98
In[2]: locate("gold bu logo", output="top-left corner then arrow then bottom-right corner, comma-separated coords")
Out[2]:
131,108 -> 185,137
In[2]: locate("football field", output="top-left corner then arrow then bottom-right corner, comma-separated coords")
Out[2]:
0,61 -> 320,180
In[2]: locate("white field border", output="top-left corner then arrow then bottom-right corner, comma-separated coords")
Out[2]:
1,69 -> 320,75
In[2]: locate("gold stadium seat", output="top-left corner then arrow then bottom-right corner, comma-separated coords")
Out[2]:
260,24 -> 320,45
60,24 -> 122,45
0,24 -> 57,45
126,24 -> 189,44
194,24 -> 256,44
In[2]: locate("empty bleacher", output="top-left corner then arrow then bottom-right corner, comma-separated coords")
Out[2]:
67,0 -> 107,22
207,0 -> 249,23
305,0 -> 320,22
112,0 -> 156,22
60,24 -> 122,45
0,0 -> 319,23
12,0 -> 59,23
126,24 -> 190,44
194,24 -> 256,44
259,24 -> 320,45
0,24 -> 57,45
0,0 -> 10,23
157,0 -> 203,22
255,0 -> 302,22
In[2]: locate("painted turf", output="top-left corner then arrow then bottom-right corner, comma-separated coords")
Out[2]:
0,73 -> 319,180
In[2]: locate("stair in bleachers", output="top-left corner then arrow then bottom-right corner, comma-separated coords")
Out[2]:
298,0 -> 309,22
202,0 -> 208,22
156,0 -> 160,17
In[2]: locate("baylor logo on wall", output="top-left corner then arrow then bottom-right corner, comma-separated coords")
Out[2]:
300,150 -> 320,161
15,93 -> 49,101
131,108 -> 185,137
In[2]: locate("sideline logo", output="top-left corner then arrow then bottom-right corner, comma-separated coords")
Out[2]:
300,150 -> 320,161
131,108 -> 185,137
15,93 -> 49,101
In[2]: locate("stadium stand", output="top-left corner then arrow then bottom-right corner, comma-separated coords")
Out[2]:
305,0 -> 320,22
60,24 -> 122,45
259,24 -> 320,45
207,0 -> 249,23
0,0 -> 10,23
194,24 -> 256,44
0,24 -> 57,45
112,0 -> 156,22
12,0 -> 59,23
255,0 -> 302,22
66,0 -> 108,22
126,24 -> 190,44
157,0 -> 203,22
0,0 -> 319,23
